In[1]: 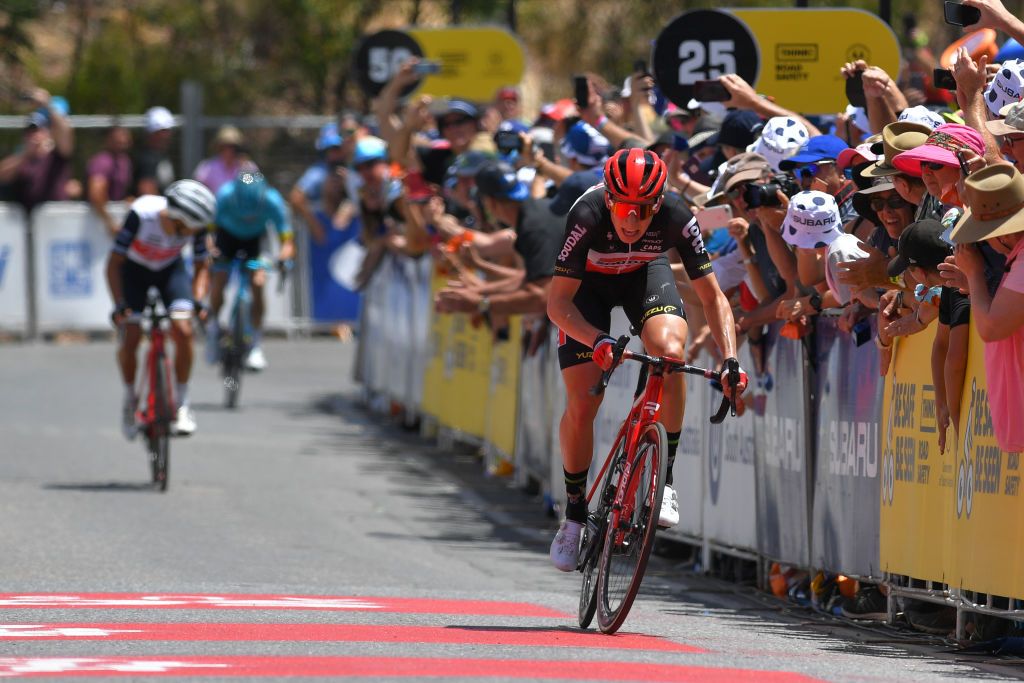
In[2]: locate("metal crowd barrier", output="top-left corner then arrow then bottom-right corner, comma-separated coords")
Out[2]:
357,252 -> 1023,639
0,200 -> 309,338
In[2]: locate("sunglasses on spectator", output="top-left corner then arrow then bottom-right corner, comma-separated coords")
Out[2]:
1001,134 -> 1024,145
440,116 -> 473,129
608,198 -> 658,220
921,161 -> 951,171
797,161 -> 834,178
869,195 -> 911,211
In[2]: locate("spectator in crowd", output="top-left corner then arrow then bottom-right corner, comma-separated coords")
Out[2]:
434,161 -> 563,318
0,88 -> 74,213
494,86 -> 528,132
885,219 -> 967,453
87,125 -> 134,237
780,135 -> 856,221
986,101 -> 1024,174
747,116 -> 810,173
194,126 -> 257,194
134,106 -> 176,196
288,123 -> 347,245
949,163 -> 1024,452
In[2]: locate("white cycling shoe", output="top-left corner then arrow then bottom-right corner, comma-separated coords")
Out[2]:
658,485 -> 680,528
121,398 -> 137,441
549,520 -> 584,572
173,406 -> 197,437
245,346 -> 267,372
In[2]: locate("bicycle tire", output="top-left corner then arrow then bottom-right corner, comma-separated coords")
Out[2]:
596,421 -> 667,634
578,435 -> 627,629
150,350 -> 172,492
223,305 -> 245,409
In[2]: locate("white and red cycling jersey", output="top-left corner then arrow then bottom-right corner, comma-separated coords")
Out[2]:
112,195 -> 208,272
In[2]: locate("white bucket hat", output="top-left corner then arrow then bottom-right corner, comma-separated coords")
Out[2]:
747,116 -> 809,172
781,190 -> 843,249
984,59 -> 1024,117
897,105 -> 945,130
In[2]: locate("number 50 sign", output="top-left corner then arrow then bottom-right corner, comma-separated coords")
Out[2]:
653,10 -> 759,107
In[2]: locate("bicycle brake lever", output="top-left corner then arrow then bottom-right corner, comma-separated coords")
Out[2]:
710,395 -> 730,424
588,336 -> 630,396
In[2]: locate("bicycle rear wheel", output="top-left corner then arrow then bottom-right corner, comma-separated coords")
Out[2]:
578,435 -> 626,629
223,306 -> 245,409
149,350 -> 172,492
596,421 -> 667,634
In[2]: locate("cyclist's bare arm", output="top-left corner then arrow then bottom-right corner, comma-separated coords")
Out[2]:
692,273 -> 738,360
106,251 -> 126,312
548,275 -> 604,351
488,277 -> 551,316
192,257 -> 210,305
287,186 -> 326,244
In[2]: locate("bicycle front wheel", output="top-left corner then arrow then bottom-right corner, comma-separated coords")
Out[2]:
578,434 -> 627,629
596,421 -> 667,634
150,350 -> 172,492
223,306 -> 246,409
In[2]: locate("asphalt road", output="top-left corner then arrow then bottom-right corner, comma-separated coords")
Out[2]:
0,338 -> 1019,681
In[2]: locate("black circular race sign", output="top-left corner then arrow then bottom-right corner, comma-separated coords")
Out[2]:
652,10 -> 760,108
353,30 -> 425,97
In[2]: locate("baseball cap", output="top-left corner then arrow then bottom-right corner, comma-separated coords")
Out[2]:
496,86 -> 519,101
887,219 -> 952,275
352,136 -> 387,166
747,116 -> 809,172
779,134 -> 849,170
698,152 -> 771,206
781,191 -> 843,249
537,99 -> 577,124
897,105 -> 945,130
24,111 -> 48,130
891,123 -> 985,176
984,59 -> 1024,117
707,110 -> 764,150
315,123 -> 343,151
448,150 -> 496,180
144,106 -> 176,133
845,105 -> 872,136
560,121 -> 610,168
837,141 -> 882,172
214,125 -> 244,147
441,99 -> 479,120
475,161 -> 529,201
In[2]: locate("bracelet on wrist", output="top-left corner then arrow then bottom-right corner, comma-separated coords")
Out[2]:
595,115 -> 609,131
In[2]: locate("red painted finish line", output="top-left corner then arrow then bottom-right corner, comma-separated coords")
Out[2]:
0,623 -> 700,653
0,656 -> 821,681
0,594 -> 566,618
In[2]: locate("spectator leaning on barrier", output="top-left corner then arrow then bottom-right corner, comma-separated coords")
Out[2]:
434,161 -> 563,318
87,125 -> 134,237
0,88 -> 74,213
949,163 -> 1024,453
134,106 -> 177,196
885,219 -> 967,454
194,126 -> 257,195
288,123 -> 347,245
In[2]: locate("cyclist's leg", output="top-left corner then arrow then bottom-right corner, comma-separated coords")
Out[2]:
159,260 -> 196,411
207,230 -> 235,359
624,257 -> 688,489
117,261 -> 151,392
556,283 -> 613,523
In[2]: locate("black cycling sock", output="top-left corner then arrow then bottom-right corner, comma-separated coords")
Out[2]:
564,467 -> 589,523
666,431 -> 681,486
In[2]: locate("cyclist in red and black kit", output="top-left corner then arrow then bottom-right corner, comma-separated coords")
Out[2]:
547,148 -> 747,572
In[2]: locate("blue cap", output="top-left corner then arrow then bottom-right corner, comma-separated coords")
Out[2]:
706,110 -> 764,150
316,123 -> 343,151
779,134 -> 850,170
442,99 -> 479,120
25,111 -> 48,129
475,161 -> 529,202
352,136 -> 388,166
498,119 -> 530,134
560,121 -> 610,168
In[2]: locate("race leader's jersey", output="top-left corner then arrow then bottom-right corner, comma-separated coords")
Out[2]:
554,185 -> 712,280
112,195 -> 208,272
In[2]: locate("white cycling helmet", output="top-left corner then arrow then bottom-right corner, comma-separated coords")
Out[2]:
165,179 -> 216,229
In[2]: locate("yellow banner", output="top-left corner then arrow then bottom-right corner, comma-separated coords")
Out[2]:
408,27 -> 525,102
879,325 -> 956,583
484,317 -> 522,461
729,9 -> 901,115
420,272 -> 452,423
950,320 -> 1024,597
441,313 -> 492,439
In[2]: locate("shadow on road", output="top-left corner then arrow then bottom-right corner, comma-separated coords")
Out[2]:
43,481 -> 157,493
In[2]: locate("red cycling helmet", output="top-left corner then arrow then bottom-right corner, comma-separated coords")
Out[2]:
603,148 -> 667,204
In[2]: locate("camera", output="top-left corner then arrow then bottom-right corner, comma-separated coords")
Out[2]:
494,130 -> 523,154
742,175 -> 801,208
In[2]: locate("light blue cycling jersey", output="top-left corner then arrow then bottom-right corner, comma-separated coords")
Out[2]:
214,181 -> 291,240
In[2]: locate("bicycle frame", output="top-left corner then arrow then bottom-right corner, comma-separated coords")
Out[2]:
135,297 -> 173,430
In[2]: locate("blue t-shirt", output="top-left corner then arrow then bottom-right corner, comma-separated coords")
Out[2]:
215,181 -> 290,240
295,162 -> 329,214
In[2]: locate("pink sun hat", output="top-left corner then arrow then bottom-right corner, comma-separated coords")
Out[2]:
891,123 -> 985,177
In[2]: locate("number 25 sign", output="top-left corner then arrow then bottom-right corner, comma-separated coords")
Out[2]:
652,10 -> 760,107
